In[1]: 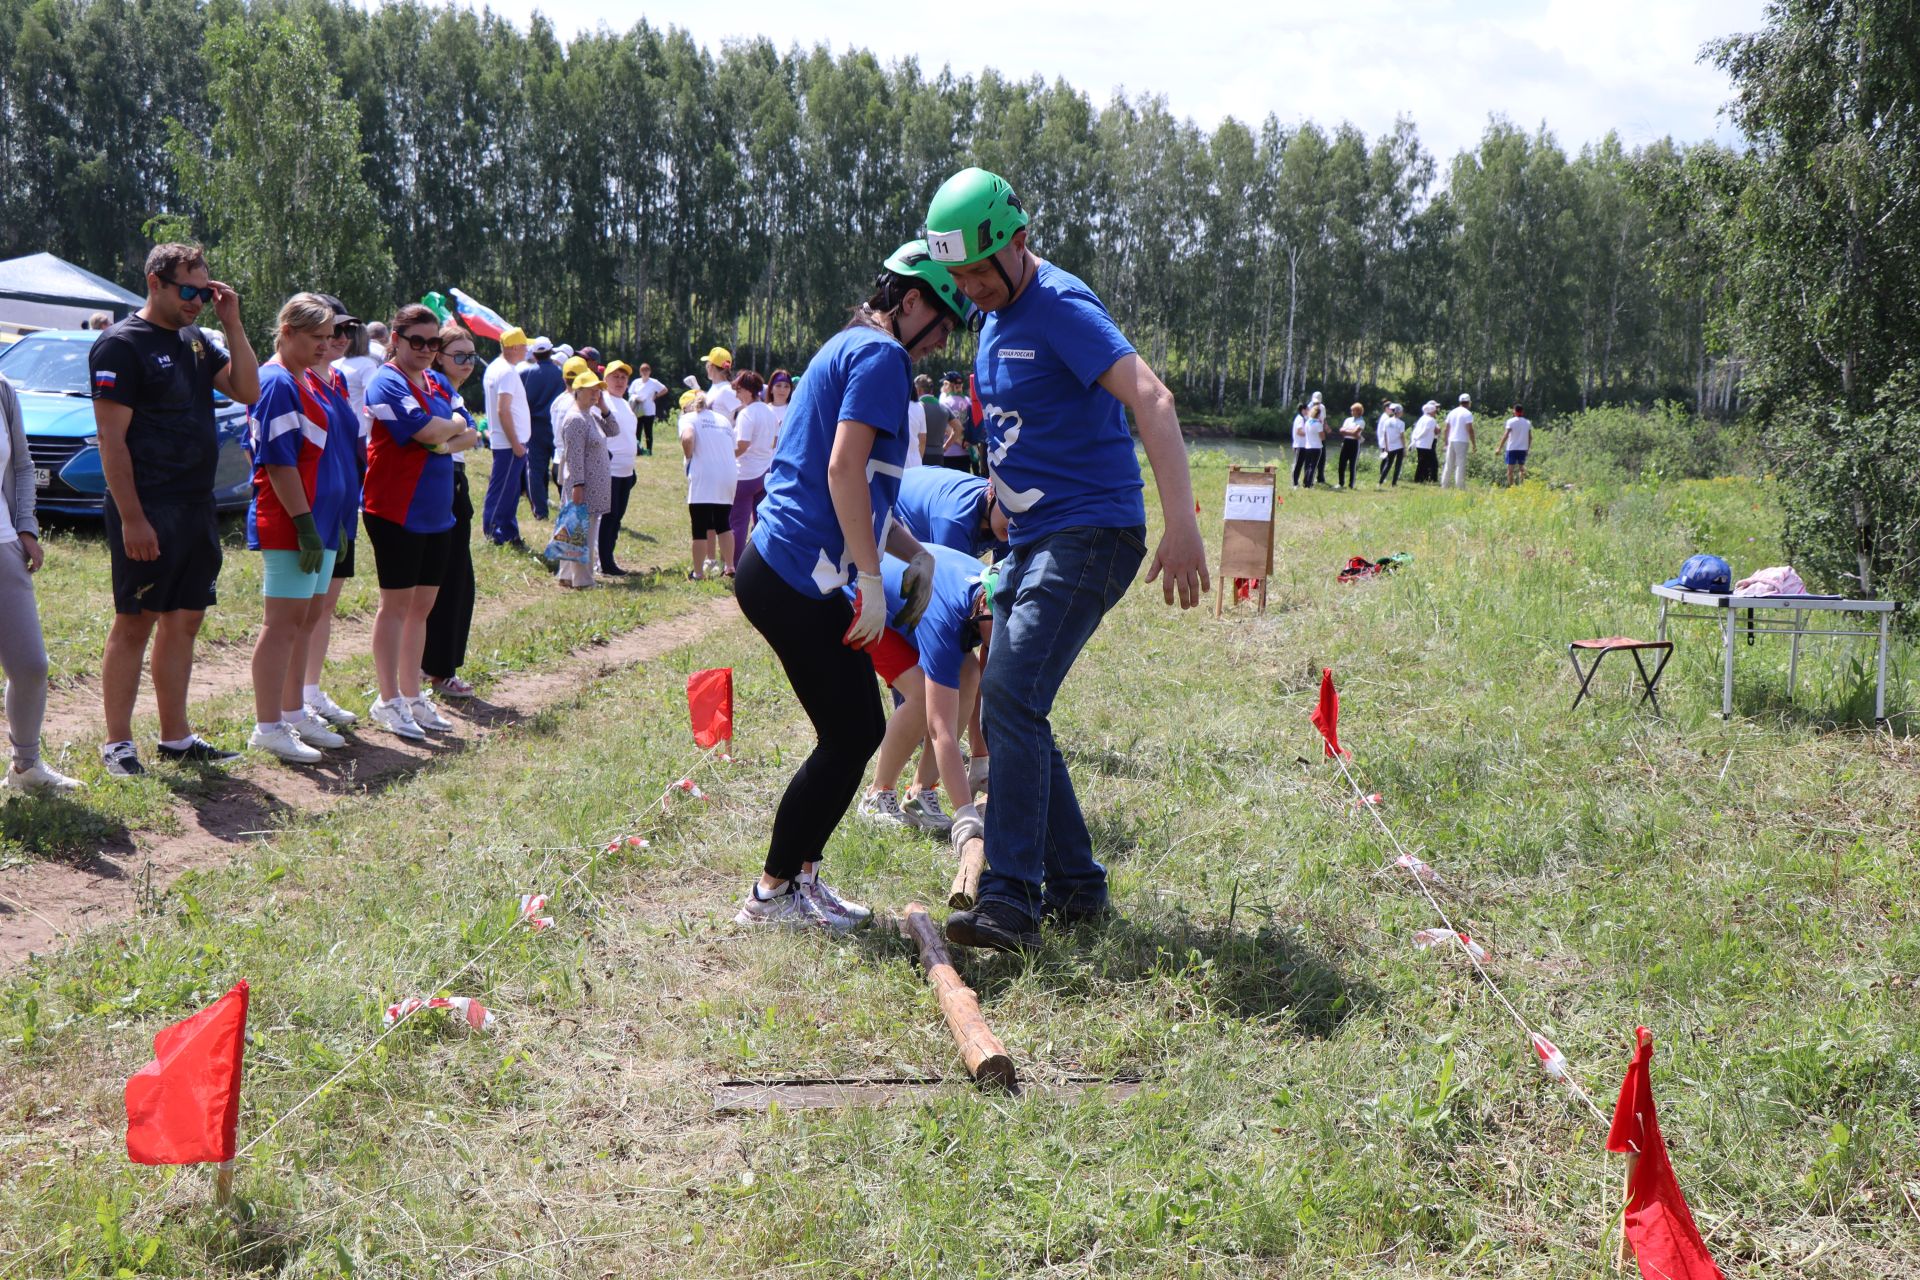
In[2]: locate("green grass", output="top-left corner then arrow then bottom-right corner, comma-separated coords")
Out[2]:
1,460 -> 1915,1277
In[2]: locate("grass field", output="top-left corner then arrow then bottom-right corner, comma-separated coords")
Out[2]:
1,448 -> 1916,1278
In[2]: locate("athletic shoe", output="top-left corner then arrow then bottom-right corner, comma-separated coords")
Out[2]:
944,903 -> 1040,953
369,698 -> 426,741
903,789 -> 953,835
249,722 -> 323,764
732,881 -> 854,934
284,710 -> 346,750
1042,900 -> 1116,929
967,755 -> 991,793
600,565 -> 628,577
306,691 -> 359,727
100,741 -> 145,778
798,869 -> 871,927
429,675 -> 475,699
156,736 -> 240,765
5,760 -> 84,794
408,695 -> 454,733
855,789 -> 912,829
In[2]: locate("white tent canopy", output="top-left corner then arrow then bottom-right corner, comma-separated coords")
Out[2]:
0,252 -> 143,331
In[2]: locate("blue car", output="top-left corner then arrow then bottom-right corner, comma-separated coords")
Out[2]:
0,329 -> 251,516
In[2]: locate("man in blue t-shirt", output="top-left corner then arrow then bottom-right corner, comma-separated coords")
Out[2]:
893,466 -> 1009,562
517,341 -> 566,519
924,167 -> 1210,952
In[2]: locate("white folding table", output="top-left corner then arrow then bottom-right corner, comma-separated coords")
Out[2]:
1651,584 -> 1901,720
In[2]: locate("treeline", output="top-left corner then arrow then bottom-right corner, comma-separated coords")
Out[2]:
0,0 -> 1735,417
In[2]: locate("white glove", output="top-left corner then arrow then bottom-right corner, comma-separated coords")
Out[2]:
893,550 -> 936,630
845,572 -> 886,648
949,802 -> 984,849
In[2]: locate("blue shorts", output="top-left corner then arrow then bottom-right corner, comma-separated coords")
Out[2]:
1505,449 -> 1529,466
261,547 -> 339,599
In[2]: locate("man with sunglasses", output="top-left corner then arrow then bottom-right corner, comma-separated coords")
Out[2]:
89,242 -> 260,777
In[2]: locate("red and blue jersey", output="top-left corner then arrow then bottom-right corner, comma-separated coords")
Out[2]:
363,362 -> 456,533
246,360 -> 361,552
303,365 -> 364,544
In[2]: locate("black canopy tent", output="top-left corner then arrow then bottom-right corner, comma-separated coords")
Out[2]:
0,252 -> 143,330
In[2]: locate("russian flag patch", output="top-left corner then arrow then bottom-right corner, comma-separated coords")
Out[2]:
94,370 -> 117,388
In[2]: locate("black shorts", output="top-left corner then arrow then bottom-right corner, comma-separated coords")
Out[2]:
332,536 -> 356,580
363,512 -> 452,590
689,502 -> 730,538
106,498 -> 221,615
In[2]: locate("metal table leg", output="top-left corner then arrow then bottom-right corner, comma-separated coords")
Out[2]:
1877,612 -> 1890,722
1722,606 -> 1735,719
1657,598 -> 1669,643
1788,607 -> 1803,698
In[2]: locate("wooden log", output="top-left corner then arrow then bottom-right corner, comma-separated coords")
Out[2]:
899,903 -> 1016,1088
947,836 -> 986,910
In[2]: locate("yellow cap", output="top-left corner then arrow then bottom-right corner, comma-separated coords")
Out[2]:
703,346 -> 732,369
679,388 -> 702,410
499,326 -> 528,349
562,355 -> 590,379
570,370 -> 604,391
603,360 -> 633,379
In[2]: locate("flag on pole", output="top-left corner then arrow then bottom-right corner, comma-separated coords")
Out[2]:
419,291 -> 453,325
1607,1027 -> 1725,1280
687,667 -> 734,748
1309,667 -> 1348,758
125,980 -> 249,1165
447,288 -> 510,340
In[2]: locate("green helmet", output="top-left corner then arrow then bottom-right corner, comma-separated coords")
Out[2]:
924,167 -> 1028,266
882,240 -> 973,324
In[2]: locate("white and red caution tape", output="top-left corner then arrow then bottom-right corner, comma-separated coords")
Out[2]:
1413,928 -> 1489,962
1352,792 -> 1383,809
383,995 -> 496,1032
1394,852 -> 1443,884
663,777 -> 708,811
1530,1031 -> 1570,1082
518,893 -> 554,932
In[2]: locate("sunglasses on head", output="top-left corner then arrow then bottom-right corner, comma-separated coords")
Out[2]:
443,350 -> 478,366
160,276 -> 213,303
395,331 -> 443,353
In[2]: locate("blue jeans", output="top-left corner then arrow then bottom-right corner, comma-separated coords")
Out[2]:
524,434 -> 554,519
978,524 -> 1147,922
483,447 -> 527,544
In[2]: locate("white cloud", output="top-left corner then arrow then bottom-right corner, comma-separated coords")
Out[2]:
458,0 -> 1763,160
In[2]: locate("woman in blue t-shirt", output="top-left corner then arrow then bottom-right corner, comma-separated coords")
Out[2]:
732,241 -> 973,935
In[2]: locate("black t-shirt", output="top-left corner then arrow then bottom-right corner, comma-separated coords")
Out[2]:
88,314 -> 230,503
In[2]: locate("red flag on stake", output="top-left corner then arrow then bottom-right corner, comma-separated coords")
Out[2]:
1607,1027 -> 1725,1280
687,667 -> 733,749
1309,667 -> 1348,758
125,980 -> 249,1165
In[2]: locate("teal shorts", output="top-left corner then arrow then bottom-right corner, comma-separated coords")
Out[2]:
260,547 -> 339,599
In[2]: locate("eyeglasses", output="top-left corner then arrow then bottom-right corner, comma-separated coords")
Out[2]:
332,322 -> 361,338
395,332 -> 444,353
443,351 -> 478,366
159,276 -> 213,303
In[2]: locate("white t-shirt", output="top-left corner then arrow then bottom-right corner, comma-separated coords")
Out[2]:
1300,415 -> 1326,447
734,400 -> 779,483
368,340 -> 387,363
1503,416 -> 1533,450
706,382 -> 741,423
1340,415 -> 1367,440
1411,414 -> 1439,448
604,396 -> 639,478
1378,414 -> 1406,451
905,399 -> 927,469
482,356 -> 529,449
628,376 -> 667,416
1445,406 -> 1475,444
0,414 -> 14,543
1291,414 -> 1307,448
769,402 -> 788,431
681,409 -> 738,505
331,354 -> 380,427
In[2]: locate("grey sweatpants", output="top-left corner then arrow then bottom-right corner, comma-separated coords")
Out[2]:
0,542 -> 48,766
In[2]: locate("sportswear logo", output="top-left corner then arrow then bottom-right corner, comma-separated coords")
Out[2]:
151,353 -> 173,371
996,349 -> 1035,360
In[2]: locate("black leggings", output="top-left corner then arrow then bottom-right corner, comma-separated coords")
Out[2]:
423,466 -> 475,680
1336,438 -> 1360,487
1292,447 -> 1322,488
1413,446 -> 1439,483
1379,448 -> 1404,485
735,543 -> 886,880
638,415 -> 655,453
600,473 -> 634,570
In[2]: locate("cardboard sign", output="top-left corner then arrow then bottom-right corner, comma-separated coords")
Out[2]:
1217,465 -> 1278,617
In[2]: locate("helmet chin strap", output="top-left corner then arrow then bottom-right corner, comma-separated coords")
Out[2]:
989,247 -> 1029,305
892,305 -> 955,356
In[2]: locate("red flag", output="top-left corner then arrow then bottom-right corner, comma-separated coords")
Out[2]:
968,373 -> 983,427
1309,667 -> 1348,758
125,980 -> 248,1165
687,667 -> 733,748
1606,1027 -> 1725,1280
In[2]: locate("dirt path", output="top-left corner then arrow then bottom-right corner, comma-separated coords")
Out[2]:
0,597 -> 742,968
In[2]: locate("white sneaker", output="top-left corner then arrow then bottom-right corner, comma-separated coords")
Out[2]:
732,881 -> 853,934
903,788 -> 953,835
967,755 -> 991,794
284,710 -> 345,750
798,869 -> 871,926
369,698 -> 426,741
855,789 -> 913,829
5,759 -> 85,794
408,695 -> 454,733
249,721 -> 323,764
306,691 -> 359,727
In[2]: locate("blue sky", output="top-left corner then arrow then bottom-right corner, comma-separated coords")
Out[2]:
460,0 -> 1764,160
